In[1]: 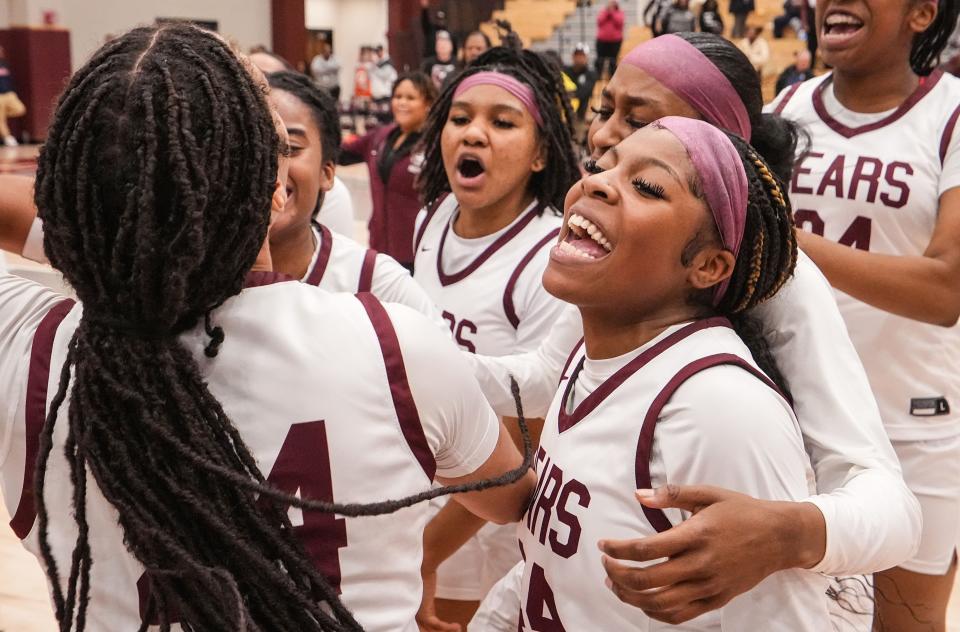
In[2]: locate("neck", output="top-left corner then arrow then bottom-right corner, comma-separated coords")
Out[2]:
454,187 -> 535,239
579,304 -> 698,360
832,58 -> 919,113
270,225 -> 316,280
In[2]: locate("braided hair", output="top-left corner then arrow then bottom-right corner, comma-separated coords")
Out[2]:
911,0 -> 960,75
267,70 -> 340,220
33,23 -> 535,631
417,34 -> 581,214
681,134 -> 798,397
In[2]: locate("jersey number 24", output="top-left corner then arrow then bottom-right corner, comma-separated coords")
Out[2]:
795,209 -> 872,251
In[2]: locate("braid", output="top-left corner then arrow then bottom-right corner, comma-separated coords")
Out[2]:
417,40 -> 580,214
912,0 -> 960,75
706,137 -> 798,396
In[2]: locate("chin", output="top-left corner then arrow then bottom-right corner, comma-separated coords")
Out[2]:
542,264 -> 583,305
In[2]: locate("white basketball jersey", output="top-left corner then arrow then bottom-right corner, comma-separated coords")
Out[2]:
774,69 -> 960,440
0,272 -> 498,631
518,320 -> 828,631
413,196 -> 565,356
303,223 -> 379,293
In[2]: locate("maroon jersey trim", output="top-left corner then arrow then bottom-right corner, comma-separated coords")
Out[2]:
940,104 -> 960,164
436,201 -> 547,287
304,223 -> 335,287
557,318 -> 732,433
635,353 -> 786,533
358,248 -> 377,293
773,81 -> 803,115
356,292 -> 437,480
413,193 -> 450,254
503,228 -> 561,329
10,299 -> 75,540
243,270 -> 297,288
559,338 -> 585,384
812,69 -> 944,139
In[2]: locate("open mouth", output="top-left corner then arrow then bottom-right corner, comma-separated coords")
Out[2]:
822,11 -> 864,41
457,155 -> 486,180
556,212 -> 612,261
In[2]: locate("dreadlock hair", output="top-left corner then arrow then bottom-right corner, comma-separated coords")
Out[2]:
680,132 -> 798,397
267,70 -> 341,220
417,34 -> 581,215
671,32 -> 805,183
911,0 -> 960,75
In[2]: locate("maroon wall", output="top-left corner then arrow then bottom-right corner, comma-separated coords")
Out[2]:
271,0 -> 307,70
0,28 -> 71,141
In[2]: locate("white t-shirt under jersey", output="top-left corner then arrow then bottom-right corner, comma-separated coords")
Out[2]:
413,196 -> 566,356
468,250 -> 921,577
317,175 -> 356,238
771,69 -> 960,442
0,272 -> 499,632
518,320 -> 828,631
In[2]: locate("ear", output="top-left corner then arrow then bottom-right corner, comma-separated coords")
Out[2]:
686,245 -> 736,293
319,160 -> 336,193
907,0 -> 938,34
531,142 -> 548,174
271,178 -> 288,215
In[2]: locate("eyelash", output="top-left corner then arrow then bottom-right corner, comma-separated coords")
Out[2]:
589,106 -> 647,130
632,177 -> 666,199
583,159 -> 602,174
449,115 -> 516,129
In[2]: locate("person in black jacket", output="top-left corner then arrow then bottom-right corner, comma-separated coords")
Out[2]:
699,0 -> 724,35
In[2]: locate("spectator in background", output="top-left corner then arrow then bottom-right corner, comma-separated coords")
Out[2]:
659,0 -> 696,35
699,0 -> 724,35
773,0 -> 807,39
353,46 -> 374,101
0,46 -> 26,147
310,41 -> 341,101
565,44 -> 598,121
461,30 -> 492,66
340,72 -> 437,270
421,30 -> 457,91
729,0 -> 754,38
595,0 -> 625,78
738,24 -> 770,76
942,19 -> 960,76
420,0 -> 451,59
775,48 -> 814,93
644,0 -> 673,37
370,44 -> 398,122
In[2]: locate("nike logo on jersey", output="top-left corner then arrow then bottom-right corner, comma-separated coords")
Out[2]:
420,246 -> 431,252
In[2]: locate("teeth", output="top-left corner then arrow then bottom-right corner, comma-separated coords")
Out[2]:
567,213 -> 612,251
826,13 -> 862,26
557,240 -> 597,259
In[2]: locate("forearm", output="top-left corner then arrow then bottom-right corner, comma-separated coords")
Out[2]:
0,175 -> 37,254
798,230 -> 960,325
804,469 -> 921,575
422,499 -> 487,571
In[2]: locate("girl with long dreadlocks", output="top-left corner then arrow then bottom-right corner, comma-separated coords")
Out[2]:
770,0 -> 960,628
455,31 -> 921,631
411,39 -> 580,627
0,24 -> 535,632
509,118 -> 829,630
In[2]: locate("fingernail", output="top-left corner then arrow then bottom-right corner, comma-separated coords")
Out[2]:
636,488 -> 655,498
597,540 -> 606,551
605,577 -> 613,591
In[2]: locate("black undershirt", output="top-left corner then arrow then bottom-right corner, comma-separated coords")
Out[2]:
377,127 -> 421,184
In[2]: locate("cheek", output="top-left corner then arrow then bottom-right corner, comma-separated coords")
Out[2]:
491,130 -> 540,171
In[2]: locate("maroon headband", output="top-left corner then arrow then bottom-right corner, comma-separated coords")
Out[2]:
654,116 -> 747,305
453,71 -> 544,128
623,35 -> 752,139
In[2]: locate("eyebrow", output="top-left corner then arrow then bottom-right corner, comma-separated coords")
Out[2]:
611,147 -> 683,186
450,100 -> 526,118
285,126 -> 309,140
600,89 -> 655,108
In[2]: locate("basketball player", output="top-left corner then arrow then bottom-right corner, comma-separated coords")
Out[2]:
461,33 -> 920,628
516,117 -> 827,631
770,0 -> 960,628
0,24 -> 534,631
412,42 -> 581,626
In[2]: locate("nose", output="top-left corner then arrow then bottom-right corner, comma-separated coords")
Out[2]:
462,120 -> 488,147
589,117 -> 624,160
581,170 -> 619,204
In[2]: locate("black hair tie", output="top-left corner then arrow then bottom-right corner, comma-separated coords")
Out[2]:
203,310 -> 225,358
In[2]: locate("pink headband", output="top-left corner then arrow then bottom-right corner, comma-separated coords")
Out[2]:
623,35 -> 752,140
453,71 -> 544,128
654,116 -> 747,305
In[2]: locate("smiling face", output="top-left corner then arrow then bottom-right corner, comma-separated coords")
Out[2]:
816,0 -> 937,74
440,82 -> 545,214
392,79 -> 431,133
588,64 -> 701,160
463,33 -> 489,64
268,88 -> 334,244
544,127 -> 732,322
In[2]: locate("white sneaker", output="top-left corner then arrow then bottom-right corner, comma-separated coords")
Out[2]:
3,135 -> 17,147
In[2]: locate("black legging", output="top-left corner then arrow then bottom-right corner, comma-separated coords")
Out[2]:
595,39 -> 623,78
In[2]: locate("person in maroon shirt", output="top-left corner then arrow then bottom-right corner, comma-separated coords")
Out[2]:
340,71 -> 437,270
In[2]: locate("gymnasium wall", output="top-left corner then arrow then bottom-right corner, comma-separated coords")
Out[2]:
17,0 -> 272,70
306,0 -> 389,100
